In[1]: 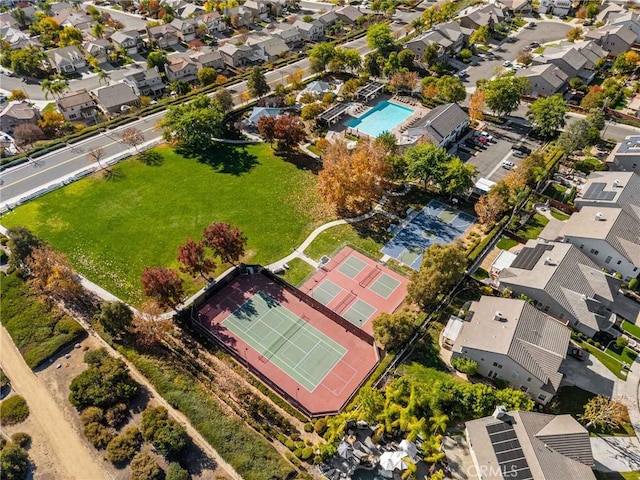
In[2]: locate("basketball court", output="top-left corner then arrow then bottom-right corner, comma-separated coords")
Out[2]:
195,268 -> 379,416
381,199 -> 475,270
302,247 -> 409,335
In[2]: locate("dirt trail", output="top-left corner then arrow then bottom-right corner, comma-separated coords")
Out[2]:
0,327 -> 110,480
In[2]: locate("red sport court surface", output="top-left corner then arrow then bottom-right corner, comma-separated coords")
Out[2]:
301,247 -> 409,336
196,270 -> 379,416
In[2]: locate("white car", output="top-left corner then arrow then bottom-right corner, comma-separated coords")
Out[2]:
503,61 -> 512,67
502,160 -> 515,170
475,131 -> 494,142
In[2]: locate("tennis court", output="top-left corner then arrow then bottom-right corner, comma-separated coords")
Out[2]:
223,291 -> 346,391
302,247 -> 410,336
381,199 -> 475,270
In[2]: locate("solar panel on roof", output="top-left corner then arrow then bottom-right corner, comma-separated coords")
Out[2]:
583,182 -> 616,201
493,440 -> 522,453
486,422 -> 511,434
496,448 -> 525,463
510,244 -> 553,270
490,430 -> 518,443
511,468 -> 533,480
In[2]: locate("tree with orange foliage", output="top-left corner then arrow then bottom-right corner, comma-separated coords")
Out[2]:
318,140 -> 390,215
27,244 -> 84,304
469,89 -> 485,122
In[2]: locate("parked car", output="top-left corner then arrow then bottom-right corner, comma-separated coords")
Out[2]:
512,143 -> 531,154
526,22 -> 536,29
506,36 -> 517,43
583,19 -> 593,26
456,70 -> 468,78
512,150 -> 527,158
503,60 -> 512,67
568,346 -> 585,361
475,131 -> 494,142
501,160 -> 515,169
529,41 -> 540,48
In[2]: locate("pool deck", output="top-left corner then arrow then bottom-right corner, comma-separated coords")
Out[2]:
328,93 -> 429,144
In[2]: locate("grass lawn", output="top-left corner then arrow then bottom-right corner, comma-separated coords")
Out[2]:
1,145 -> 331,305
622,320 -> 640,340
595,472 -> 640,480
550,209 -> 570,221
471,267 -> 489,280
304,216 -> 394,262
543,182 -> 568,201
0,272 -> 85,368
497,236 -> 519,251
576,339 -> 628,380
606,343 -> 638,366
516,213 -> 549,239
281,258 -> 315,287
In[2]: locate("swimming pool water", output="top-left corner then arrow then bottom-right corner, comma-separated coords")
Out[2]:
346,101 -> 414,138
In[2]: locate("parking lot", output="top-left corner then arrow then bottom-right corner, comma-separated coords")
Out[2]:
451,121 -> 539,184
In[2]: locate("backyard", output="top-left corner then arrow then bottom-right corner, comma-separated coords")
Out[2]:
1,145 -> 331,304
515,213 -> 549,239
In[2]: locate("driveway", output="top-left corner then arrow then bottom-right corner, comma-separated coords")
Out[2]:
591,436 -> 640,472
443,435 -> 478,480
559,353 -> 617,398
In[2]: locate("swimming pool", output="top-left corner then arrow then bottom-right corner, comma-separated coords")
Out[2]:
346,101 -> 414,138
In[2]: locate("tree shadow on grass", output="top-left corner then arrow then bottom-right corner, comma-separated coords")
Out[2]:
276,150 -> 322,174
178,143 -> 259,176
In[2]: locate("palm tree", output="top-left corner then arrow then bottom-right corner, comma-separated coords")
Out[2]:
411,18 -> 425,34
91,22 -> 105,39
97,69 -> 111,85
429,414 -> 449,435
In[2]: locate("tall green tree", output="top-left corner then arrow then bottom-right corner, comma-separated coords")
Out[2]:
372,309 -> 415,352
469,25 -> 490,45
97,301 -> 134,336
436,75 -> 466,103
482,76 -> 530,117
0,443 -> 29,480
441,157 -> 477,197
405,143 -> 449,187
366,23 -> 395,53
159,94 -> 224,150
309,42 -> 336,72
526,94 -> 568,138
146,51 -> 168,69
197,66 -> 217,86
247,66 -> 270,99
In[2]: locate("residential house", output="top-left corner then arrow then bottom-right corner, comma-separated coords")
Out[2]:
197,12 -> 226,34
83,39 -> 112,65
459,4 -> 509,31
47,45 -> 87,74
596,3 -> 625,24
1,26 -> 40,50
585,24 -> 636,57
497,0 -> 532,15
575,171 -> 640,223
191,47 -> 225,70
94,83 -> 140,114
56,89 -> 98,122
110,30 -> 143,55
170,18 -> 197,42
604,136 -> 640,172
497,239 -> 640,336
404,103 -> 469,148
466,409 -> 596,480
404,31 -> 448,61
515,64 -> 568,97
334,5 -> 362,25
317,10 -> 338,29
547,206 -> 640,281
293,20 -> 324,42
246,34 -> 289,62
244,0 -> 269,21
538,0 -> 572,16
54,8 -> 93,31
606,11 -> 640,41
164,56 -> 198,83
272,24 -> 302,48
50,2 -> 74,14
227,6 -> 255,28
444,297 -> 570,404
0,101 -> 40,135
147,24 -> 180,48
0,12 -> 19,29
434,21 -> 470,54
533,40 -> 606,84
123,68 -> 166,98
245,106 -> 281,126
219,42 -> 253,67
176,3 -> 204,19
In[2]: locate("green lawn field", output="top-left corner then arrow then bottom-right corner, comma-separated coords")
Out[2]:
1,145 -> 329,305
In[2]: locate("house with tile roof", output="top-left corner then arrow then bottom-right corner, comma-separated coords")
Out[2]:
498,240 -> 640,336
550,206 -> 640,282
147,24 -> 180,48
575,172 -> 640,222
466,409 -> 595,480
293,20 -> 323,42
94,83 -> 140,114
123,68 -> 166,98
164,56 -> 198,83
604,138 -> 640,173
404,103 -> 469,148
170,18 -> 197,42
110,30 -> 144,55
56,89 -> 98,122
445,297 -> 570,404
197,12 -> 226,34
585,24 -> 637,57
533,40 -> 606,85
47,45 -> 87,74
514,63 -> 568,97
0,101 -> 41,135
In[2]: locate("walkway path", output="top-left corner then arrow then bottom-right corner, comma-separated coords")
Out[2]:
0,327 -> 110,480
615,356 -> 640,441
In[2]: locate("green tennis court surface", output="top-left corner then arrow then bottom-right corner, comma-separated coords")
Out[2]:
369,274 -> 401,299
223,291 -> 346,391
338,256 -> 368,279
311,280 -> 343,304
438,209 -> 458,223
398,247 -> 422,268
342,299 -> 377,327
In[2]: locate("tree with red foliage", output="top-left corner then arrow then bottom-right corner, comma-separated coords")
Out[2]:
141,266 -> 184,310
177,238 -> 216,280
202,222 -> 248,265
273,115 -> 306,152
257,116 -> 276,145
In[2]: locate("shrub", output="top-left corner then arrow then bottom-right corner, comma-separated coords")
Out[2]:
0,396 -> 29,425
166,462 -> 190,480
303,422 -> 313,433
301,447 -> 313,460
84,348 -> 109,365
105,403 -> 128,428
0,250 -> 7,262
594,342 -> 600,348
0,234 -> 8,245
313,455 -> 323,465
285,439 -> 295,450
293,448 -> 303,458
10,433 -> 30,449
83,422 -> 114,449
629,278 -> 639,291
140,406 -> 188,458
69,356 -> 138,410
617,336 -> 629,348
130,452 -> 163,480
80,407 -> 104,425
0,443 -> 29,480
314,418 -> 327,435
451,357 -> 479,376
106,427 -> 141,464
